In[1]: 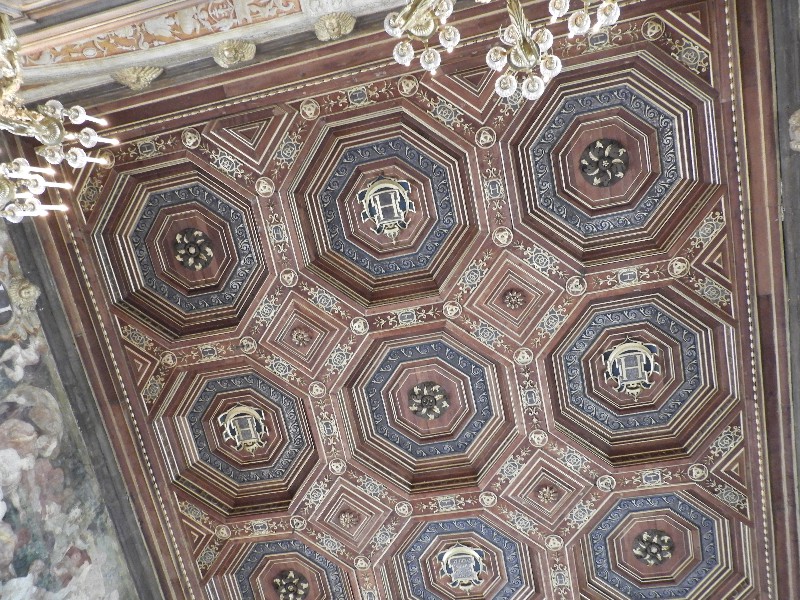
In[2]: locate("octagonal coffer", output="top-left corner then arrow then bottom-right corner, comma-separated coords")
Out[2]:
546,290 -> 736,465
579,492 -> 746,600
156,370 -> 318,515
341,328 -> 516,492
387,516 -> 543,600
93,163 -> 270,339
512,55 -> 719,261
289,111 -> 481,307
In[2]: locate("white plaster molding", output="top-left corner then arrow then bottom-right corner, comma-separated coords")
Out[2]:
17,0 -> 404,101
791,109 -> 800,152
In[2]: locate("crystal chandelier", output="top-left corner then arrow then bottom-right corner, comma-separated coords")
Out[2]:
384,0 -> 621,100
0,13 -> 117,222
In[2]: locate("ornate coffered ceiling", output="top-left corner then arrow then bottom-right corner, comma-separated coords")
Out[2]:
11,0 -> 798,598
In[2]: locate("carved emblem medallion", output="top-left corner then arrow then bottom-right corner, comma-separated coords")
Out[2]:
357,175 -> 415,241
408,381 -> 449,420
580,139 -> 629,187
437,544 -> 487,591
217,405 -> 267,454
603,340 -> 660,398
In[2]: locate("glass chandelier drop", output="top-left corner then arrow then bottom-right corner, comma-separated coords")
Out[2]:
384,0 -> 622,99
0,13 -> 117,222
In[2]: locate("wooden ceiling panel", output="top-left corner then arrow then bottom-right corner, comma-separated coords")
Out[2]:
20,0 -> 795,598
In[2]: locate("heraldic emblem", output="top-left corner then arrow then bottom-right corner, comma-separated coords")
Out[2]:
357,175 -> 414,242
437,543 -> 487,591
217,405 -> 267,454
603,340 -> 660,399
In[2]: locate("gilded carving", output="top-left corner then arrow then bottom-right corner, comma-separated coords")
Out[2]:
212,40 -> 256,68
314,12 -> 356,42
111,66 -> 163,90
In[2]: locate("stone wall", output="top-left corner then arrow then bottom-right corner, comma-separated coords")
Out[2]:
0,222 -> 136,599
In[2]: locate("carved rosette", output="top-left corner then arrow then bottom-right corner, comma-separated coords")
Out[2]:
580,139 -> 629,187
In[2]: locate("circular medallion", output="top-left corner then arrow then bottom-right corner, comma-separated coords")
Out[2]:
280,268 -> 298,287
566,276 -> 587,296
642,16 -> 666,40
398,75 -> 419,97
181,127 -> 201,149
255,177 -> 275,197
395,501 -> 413,517
688,463 -> 709,481
529,429 -> 549,447
329,459 -> 347,474
160,351 -> 177,367
240,336 -> 257,354
475,126 -> 497,148
309,381 -> 327,398
299,98 -> 321,120
668,256 -> 690,278
443,301 -> 462,319
545,535 -> 564,551
215,524 -> 231,539
479,492 -> 497,507
350,317 -> 369,335
596,474 -> 617,492
492,227 -> 513,247
513,348 -> 534,366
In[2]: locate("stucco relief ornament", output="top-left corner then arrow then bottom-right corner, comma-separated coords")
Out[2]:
438,544 -> 487,591
580,139 -> 629,187
314,12 -> 356,41
409,381 -> 449,419
273,570 -> 309,600
217,405 -> 267,455
603,340 -> 660,399
357,175 -> 415,242
212,39 -> 256,68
